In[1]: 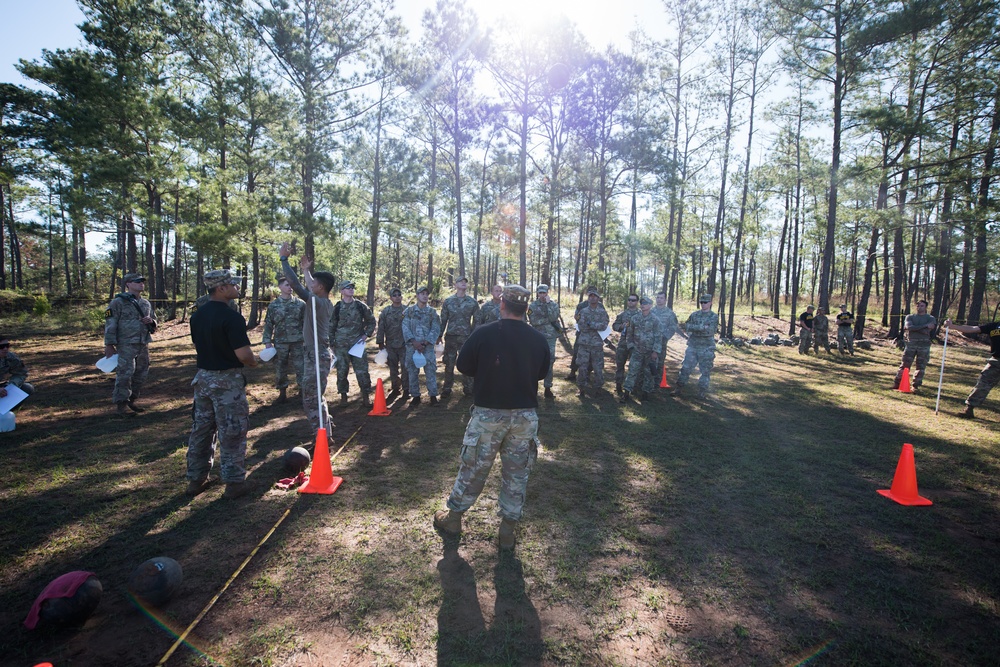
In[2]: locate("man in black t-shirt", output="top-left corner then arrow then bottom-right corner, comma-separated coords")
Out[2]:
433,285 -> 550,550
185,269 -> 259,499
944,318 -> 1000,419
798,305 -> 814,354
836,304 -> 855,355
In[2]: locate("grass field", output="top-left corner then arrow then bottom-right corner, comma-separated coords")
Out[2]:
0,314 -> 998,666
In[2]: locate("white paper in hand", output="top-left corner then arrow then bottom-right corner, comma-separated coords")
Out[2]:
96,354 -> 119,373
0,383 -> 29,414
374,349 -> 388,366
349,340 -> 366,358
600,325 -> 613,340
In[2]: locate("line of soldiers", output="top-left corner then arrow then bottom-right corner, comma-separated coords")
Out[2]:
796,303 -> 857,356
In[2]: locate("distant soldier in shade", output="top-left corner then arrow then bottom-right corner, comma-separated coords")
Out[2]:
798,305 -> 815,354
612,294 -> 641,395
403,286 -> 442,406
262,274 -> 305,404
946,318 -> 1000,419
651,291 -> 679,385
836,304 -> 856,356
103,272 -> 157,415
621,297 -> 663,403
812,307 -> 831,354
0,335 -> 34,397
894,299 -> 936,392
433,285 -> 550,550
331,280 -> 377,407
476,284 -> 503,326
439,276 -> 480,398
377,287 -> 409,399
528,284 -> 561,399
673,294 -> 718,398
575,287 -> 610,398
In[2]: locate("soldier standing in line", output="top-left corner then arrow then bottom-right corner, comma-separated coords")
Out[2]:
185,269 -> 258,499
528,284 -> 561,399
612,294 -> 641,395
433,285 -> 550,550
798,305 -> 815,354
262,274 -> 305,404
438,276 -> 480,398
575,287 -> 610,398
893,299 -> 936,391
402,286 -> 442,406
673,294 -> 719,398
476,284 -> 503,326
946,317 -> 1000,419
621,297 -> 663,403
103,272 -> 157,415
377,287 -> 409,400
280,242 -> 336,440
836,304 -> 856,355
812,307 -> 832,354
0,336 -> 34,397
651,291 -> 679,386
567,286 -> 597,382
331,280 -> 377,407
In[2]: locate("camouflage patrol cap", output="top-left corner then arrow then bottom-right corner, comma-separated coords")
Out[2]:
698,293 -> 713,303
389,287 -> 402,297
455,275 -> 468,283
339,280 -> 356,291
639,296 -> 653,306
536,284 -> 549,293
416,285 -> 430,294
502,284 -> 531,305
275,273 -> 288,285
204,269 -> 241,289
587,286 -> 600,296
122,272 -> 145,285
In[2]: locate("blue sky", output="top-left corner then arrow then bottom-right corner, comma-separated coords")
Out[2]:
1,0 -> 86,87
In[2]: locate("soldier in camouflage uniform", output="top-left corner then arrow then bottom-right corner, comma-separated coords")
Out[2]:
812,307 -> 832,354
651,291 -> 679,386
402,286 -> 442,406
476,284 -> 503,326
331,280 -> 377,407
528,284 -> 561,398
612,294 -> 641,395
439,276 -> 480,398
104,272 -> 157,415
185,269 -> 258,499
836,304 -> 856,355
673,294 -> 719,398
433,285 -> 550,550
0,336 -> 34,397
893,299 -> 936,390
621,297 -> 663,403
262,274 -> 305,403
575,287 -> 610,398
568,287 -> 598,381
377,287 -> 409,398
798,305 -> 815,354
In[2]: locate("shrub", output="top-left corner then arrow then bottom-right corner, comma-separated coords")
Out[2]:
34,295 -> 51,316
0,290 -> 35,314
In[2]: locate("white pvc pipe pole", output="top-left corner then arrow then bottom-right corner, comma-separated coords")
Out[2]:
311,296 -> 323,430
935,324 -> 949,415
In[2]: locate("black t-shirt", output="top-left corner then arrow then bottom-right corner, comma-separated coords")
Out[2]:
977,322 -> 1000,357
836,311 -> 854,327
190,300 -> 252,370
457,318 -> 550,409
799,312 -> 813,329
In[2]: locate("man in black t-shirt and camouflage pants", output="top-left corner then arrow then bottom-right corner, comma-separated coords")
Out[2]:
944,318 -> 1000,419
185,269 -> 259,499
433,285 -> 550,550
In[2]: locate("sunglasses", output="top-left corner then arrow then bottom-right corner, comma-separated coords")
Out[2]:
628,298 -> 638,302
0,343 -> 9,349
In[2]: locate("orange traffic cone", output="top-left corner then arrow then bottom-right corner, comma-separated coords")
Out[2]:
368,378 -> 392,417
659,365 -> 670,389
298,428 -> 343,495
877,443 -> 932,506
898,367 -> 912,393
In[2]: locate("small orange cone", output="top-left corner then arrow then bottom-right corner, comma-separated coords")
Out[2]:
298,428 -> 343,495
659,365 -> 670,389
877,443 -> 932,506
368,378 -> 391,417
898,367 -> 912,393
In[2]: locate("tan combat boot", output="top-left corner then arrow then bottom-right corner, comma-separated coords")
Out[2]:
433,509 -> 462,535
498,518 -> 517,549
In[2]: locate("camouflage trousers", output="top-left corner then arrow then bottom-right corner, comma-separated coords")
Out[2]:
542,337 -> 557,388
273,341 -> 304,390
302,349 -> 332,433
896,343 -> 931,388
334,344 -> 371,396
406,347 -> 438,397
814,332 -> 831,353
615,342 -> 631,384
654,336 -> 674,384
965,357 -> 1000,408
113,342 -> 149,404
186,369 -> 249,483
624,350 -> 658,393
446,406 -> 539,521
576,344 -> 605,391
385,344 -> 409,393
569,336 -> 580,374
442,334 -> 472,394
837,327 -> 855,354
677,343 -> 715,391
798,330 -> 813,354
